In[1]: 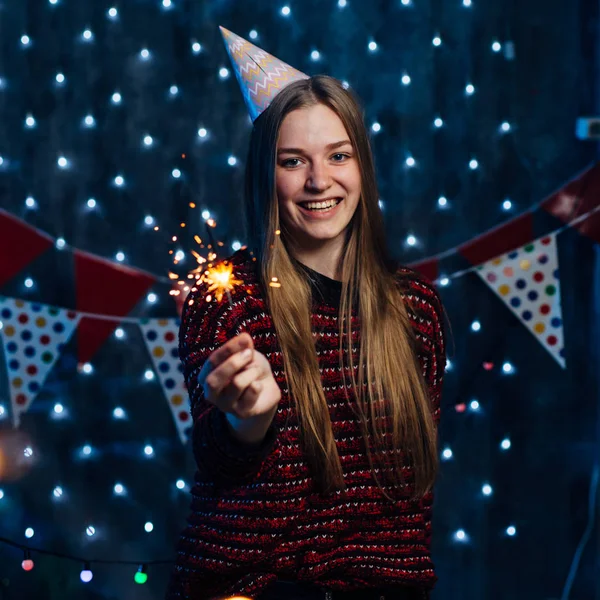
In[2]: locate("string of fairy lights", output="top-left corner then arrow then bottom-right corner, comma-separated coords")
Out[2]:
0,534 -> 171,584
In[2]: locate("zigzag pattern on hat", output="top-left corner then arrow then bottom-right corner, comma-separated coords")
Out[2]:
220,26 -> 309,122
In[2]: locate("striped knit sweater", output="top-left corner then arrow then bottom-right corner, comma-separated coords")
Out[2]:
166,249 -> 446,600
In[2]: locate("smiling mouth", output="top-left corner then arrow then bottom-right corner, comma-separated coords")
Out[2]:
298,198 -> 343,211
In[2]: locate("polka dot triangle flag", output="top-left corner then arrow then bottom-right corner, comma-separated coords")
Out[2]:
0,296 -> 81,426
139,318 -> 191,444
475,234 -> 566,368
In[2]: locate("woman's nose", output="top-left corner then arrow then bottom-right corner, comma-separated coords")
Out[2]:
305,164 -> 332,193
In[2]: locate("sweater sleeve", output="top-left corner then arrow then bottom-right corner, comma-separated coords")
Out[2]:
179,281 -> 280,486
396,267 -> 447,547
412,274 -> 446,547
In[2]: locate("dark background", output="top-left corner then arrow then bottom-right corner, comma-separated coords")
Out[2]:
0,0 -> 599,599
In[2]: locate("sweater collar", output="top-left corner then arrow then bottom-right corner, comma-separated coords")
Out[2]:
293,259 -> 342,307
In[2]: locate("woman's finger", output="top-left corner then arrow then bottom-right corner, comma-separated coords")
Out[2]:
220,366 -> 262,413
204,348 -> 255,400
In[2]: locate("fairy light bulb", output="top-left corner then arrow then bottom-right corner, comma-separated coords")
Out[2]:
454,529 -> 468,542
80,563 -> 93,583
113,407 -> 126,419
22,551 -> 34,571
135,565 -> 148,584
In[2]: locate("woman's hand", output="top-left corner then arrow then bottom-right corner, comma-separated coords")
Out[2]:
198,332 -> 282,420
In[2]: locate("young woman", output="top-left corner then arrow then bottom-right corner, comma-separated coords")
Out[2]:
166,32 -> 446,600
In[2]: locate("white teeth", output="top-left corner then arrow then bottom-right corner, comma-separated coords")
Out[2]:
302,199 -> 340,210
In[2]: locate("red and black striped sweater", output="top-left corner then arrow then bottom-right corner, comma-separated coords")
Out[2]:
166,249 -> 446,600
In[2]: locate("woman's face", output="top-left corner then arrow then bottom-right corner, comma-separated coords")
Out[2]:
275,103 -> 361,250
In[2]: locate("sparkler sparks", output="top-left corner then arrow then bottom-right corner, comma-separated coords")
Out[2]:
202,262 -> 243,304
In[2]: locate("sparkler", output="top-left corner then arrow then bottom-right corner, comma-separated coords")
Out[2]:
168,209 -> 246,308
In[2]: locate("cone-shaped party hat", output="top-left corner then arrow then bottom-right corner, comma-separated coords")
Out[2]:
219,26 -> 309,122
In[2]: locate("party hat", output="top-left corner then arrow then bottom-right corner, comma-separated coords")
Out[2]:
219,26 -> 309,122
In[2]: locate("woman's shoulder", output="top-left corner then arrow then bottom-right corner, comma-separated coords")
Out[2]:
390,262 -> 444,323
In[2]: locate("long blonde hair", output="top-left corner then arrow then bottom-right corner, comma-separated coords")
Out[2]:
243,75 -> 437,501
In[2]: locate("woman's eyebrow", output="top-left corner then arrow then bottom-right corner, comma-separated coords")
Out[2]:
277,140 -> 352,155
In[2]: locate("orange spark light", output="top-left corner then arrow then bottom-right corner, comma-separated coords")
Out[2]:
203,262 -> 243,303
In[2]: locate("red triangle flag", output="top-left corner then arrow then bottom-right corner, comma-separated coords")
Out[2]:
458,211 -> 534,266
0,210 -> 54,287
407,257 -> 440,284
541,162 -> 600,245
75,250 -> 156,364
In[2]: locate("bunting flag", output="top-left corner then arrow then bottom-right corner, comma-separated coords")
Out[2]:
0,209 -> 54,288
139,318 -> 191,444
74,250 -> 156,365
475,234 -> 565,368
0,296 -> 81,426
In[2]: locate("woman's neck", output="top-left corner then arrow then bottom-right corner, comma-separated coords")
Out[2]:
290,240 -> 345,281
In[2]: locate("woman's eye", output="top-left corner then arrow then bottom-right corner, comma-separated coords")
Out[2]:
282,158 -> 300,168
332,153 -> 349,162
